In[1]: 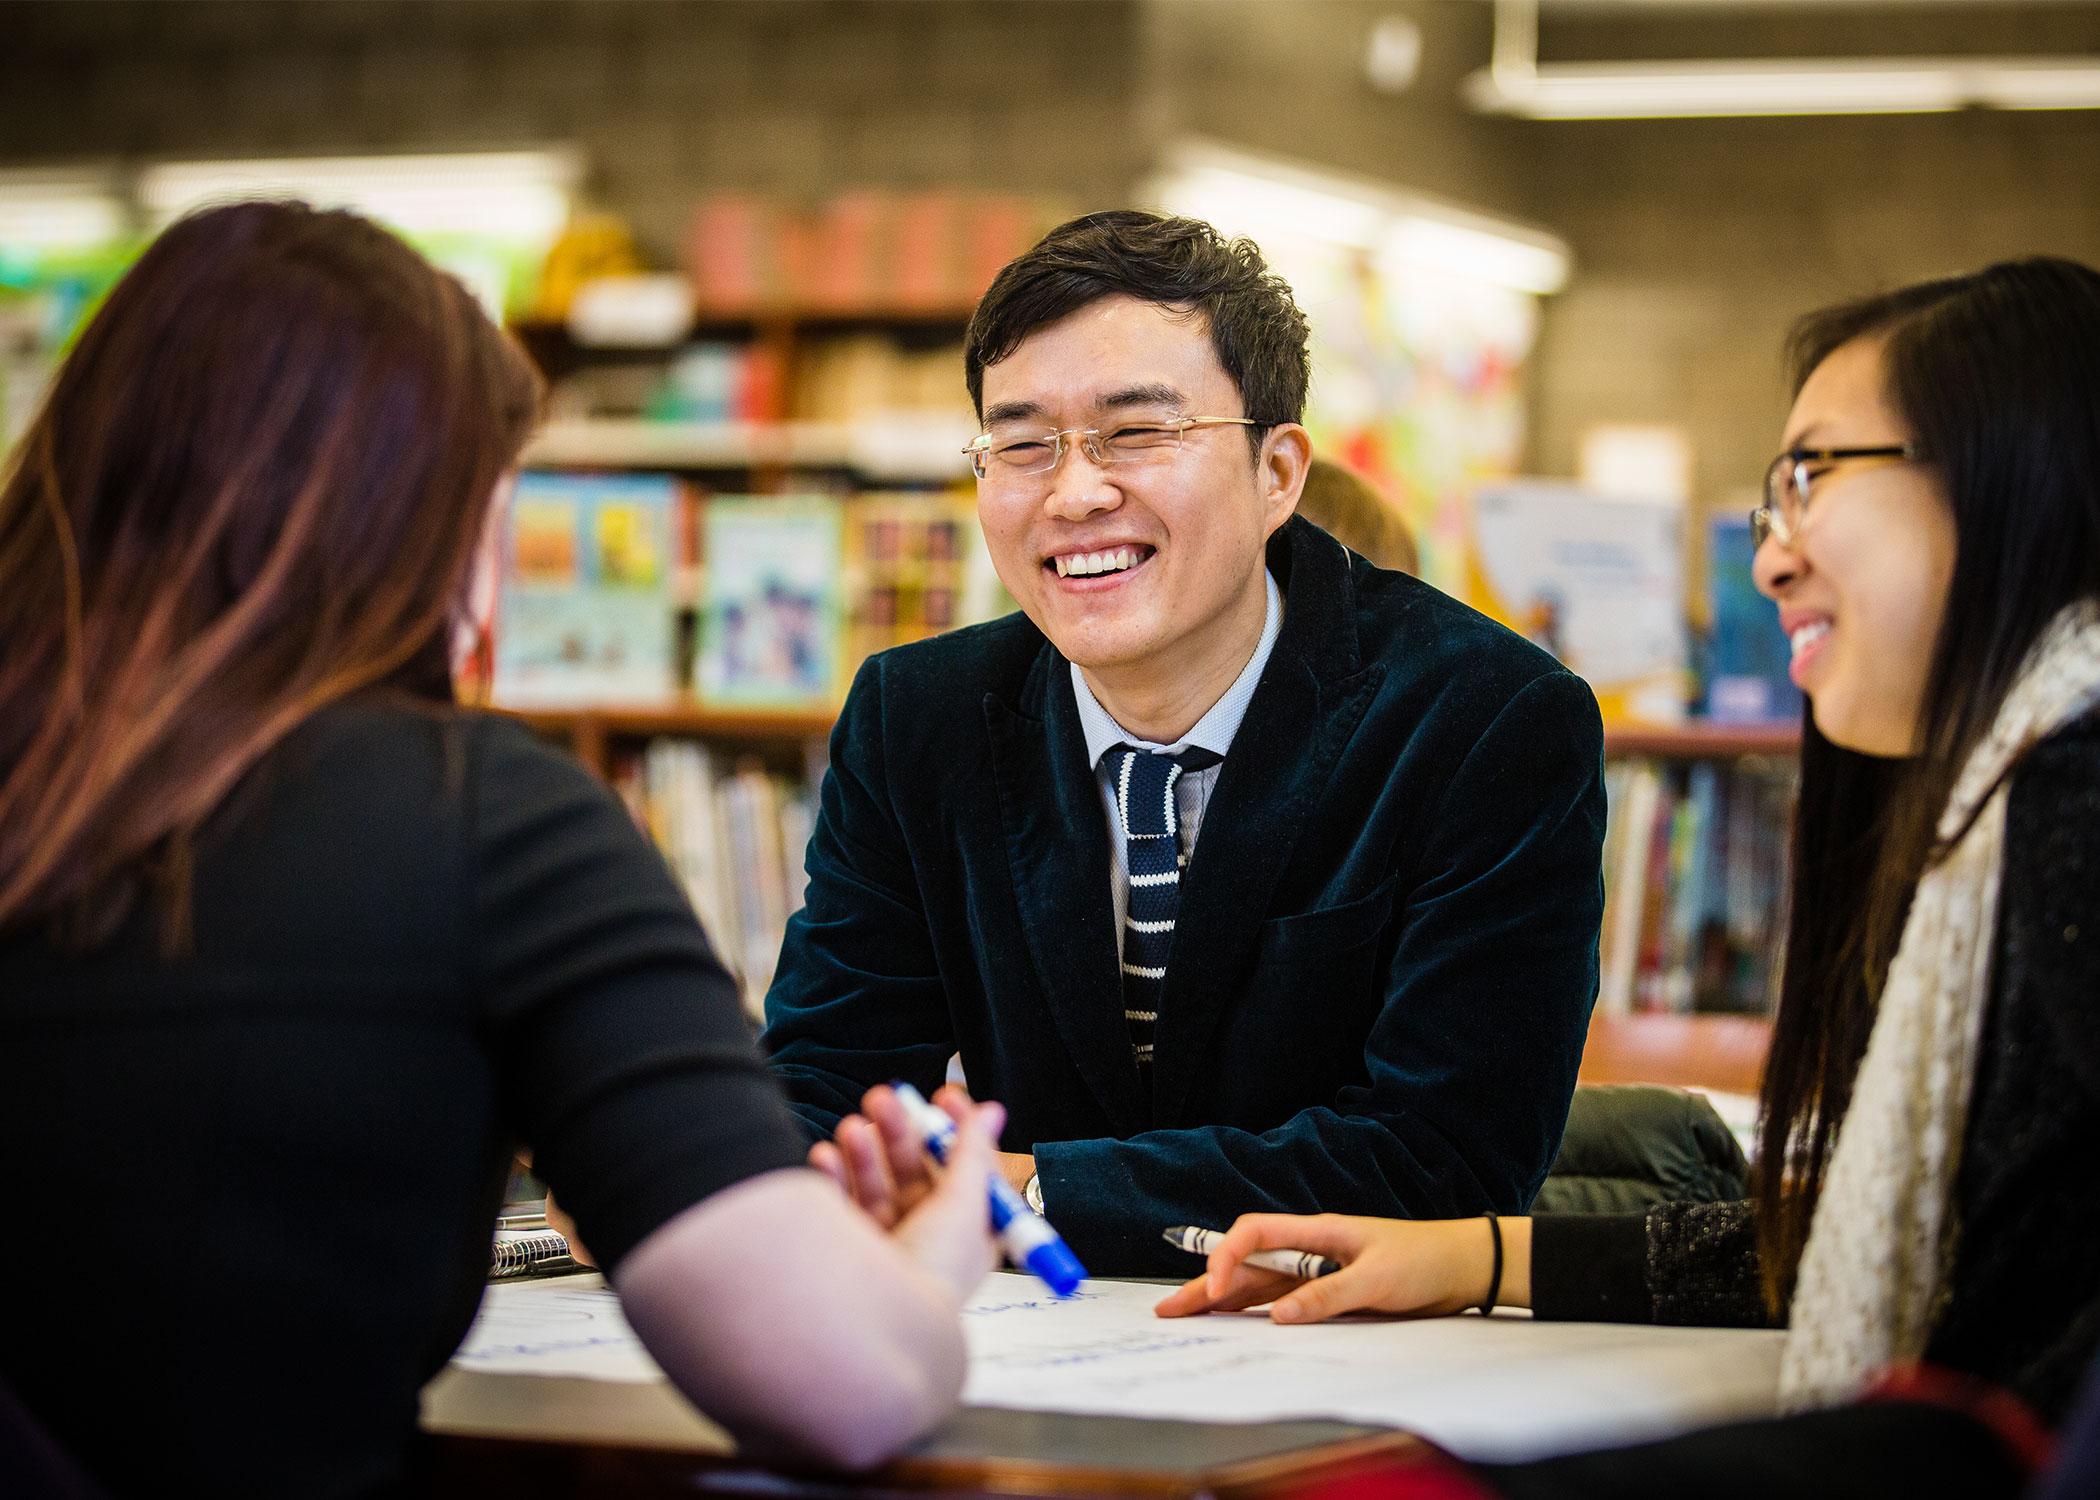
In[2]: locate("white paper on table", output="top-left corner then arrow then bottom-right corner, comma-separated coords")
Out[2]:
452,1279 -> 664,1383
956,1274 -> 1785,1462
449,1271 -> 1786,1462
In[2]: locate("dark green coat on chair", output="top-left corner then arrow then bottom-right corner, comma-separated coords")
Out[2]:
1534,1084 -> 1751,1214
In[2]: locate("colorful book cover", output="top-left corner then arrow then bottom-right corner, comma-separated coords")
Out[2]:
696,496 -> 844,710
493,471 -> 678,707
841,492 -> 966,664
1467,480 -> 1688,726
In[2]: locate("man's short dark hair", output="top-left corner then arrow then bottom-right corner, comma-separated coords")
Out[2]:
964,210 -> 1311,443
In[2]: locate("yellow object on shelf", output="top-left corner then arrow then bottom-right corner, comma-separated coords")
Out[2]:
531,213 -> 645,324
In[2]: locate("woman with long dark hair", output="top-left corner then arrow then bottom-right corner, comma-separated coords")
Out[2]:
0,201 -> 996,1497
1158,257 -> 2100,1495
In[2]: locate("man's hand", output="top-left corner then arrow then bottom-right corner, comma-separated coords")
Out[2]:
996,1150 -> 1036,1197
809,1083 -> 1035,1228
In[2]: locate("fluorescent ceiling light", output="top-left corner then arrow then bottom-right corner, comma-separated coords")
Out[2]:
1471,0 -> 2100,118
1158,166 -> 1389,252
1540,0 -> 2057,8
1984,62 -> 2100,110
1147,141 -> 1572,295
0,173 -> 127,252
138,151 -> 579,240
1384,217 -> 1570,297
1469,56 -> 2100,118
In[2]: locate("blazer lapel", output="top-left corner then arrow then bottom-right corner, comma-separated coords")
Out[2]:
1151,521 -> 1386,1127
984,649 -> 1149,1135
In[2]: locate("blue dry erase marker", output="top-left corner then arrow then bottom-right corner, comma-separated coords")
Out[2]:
889,1082 -> 1087,1298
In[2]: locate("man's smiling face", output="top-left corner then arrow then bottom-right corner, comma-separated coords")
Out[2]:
973,295 -> 1297,682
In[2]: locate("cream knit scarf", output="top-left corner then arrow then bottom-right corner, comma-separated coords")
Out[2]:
1779,600 -> 2100,1410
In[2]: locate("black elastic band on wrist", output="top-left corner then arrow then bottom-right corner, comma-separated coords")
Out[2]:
1479,1213 -> 1504,1315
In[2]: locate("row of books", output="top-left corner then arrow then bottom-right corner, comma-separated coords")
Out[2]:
613,738 -> 820,1021
641,341 -> 785,424
546,333 -> 973,428
686,191 -> 1066,313
487,473 -> 1011,710
792,335 -> 971,424
1598,755 -> 1798,1016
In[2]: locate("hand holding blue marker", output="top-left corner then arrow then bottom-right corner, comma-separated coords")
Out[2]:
889,1082 -> 1087,1298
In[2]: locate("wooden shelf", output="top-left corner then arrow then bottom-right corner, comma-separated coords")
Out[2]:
522,416 -> 976,481
500,702 -> 835,776
508,309 -> 977,390
1579,1012 -> 1773,1096
507,703 -> 835,739
1603,722 -> 1799,759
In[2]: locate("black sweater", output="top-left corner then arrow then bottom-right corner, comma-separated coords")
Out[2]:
0,698 -> 810,1498
1530,713 -> 2100,1424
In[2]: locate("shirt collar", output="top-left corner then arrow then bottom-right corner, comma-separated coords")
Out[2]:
1071,567 -> 1284,768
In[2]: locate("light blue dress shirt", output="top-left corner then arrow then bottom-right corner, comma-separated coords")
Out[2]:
1070,568 -> 1284,957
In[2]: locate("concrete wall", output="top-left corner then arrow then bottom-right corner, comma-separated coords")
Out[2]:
1142,0 -> 1534,222
0,0 -> 1145,263
1523,3 -> 2100,526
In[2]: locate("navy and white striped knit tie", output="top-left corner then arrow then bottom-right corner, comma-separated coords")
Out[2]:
1114,746 -> 1221,1073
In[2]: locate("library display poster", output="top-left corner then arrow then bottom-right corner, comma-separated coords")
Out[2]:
1467,480 -> 1688,727
492,471 -> 679,707
1232,236 -> 1535,598
697,496 -> 844,710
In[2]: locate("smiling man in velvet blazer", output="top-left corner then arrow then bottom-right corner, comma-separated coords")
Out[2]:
761,210 -> 1606,1276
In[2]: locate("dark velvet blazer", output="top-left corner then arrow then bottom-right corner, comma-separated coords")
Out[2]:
762,517 -> 1607,1273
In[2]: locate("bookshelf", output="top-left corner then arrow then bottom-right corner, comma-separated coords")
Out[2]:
1598,719 -> 1798,1050
510,307 -> 980,485
505,703 -> 833,779
498,290 -> 996,1019
510,306 -> 978,387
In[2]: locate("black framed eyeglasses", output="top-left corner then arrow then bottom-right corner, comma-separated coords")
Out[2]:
1750,444 -> 1920,548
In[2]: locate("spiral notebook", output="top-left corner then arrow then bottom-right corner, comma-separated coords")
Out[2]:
490,1229 -> 582,1279
489,1181 -> 584,1279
